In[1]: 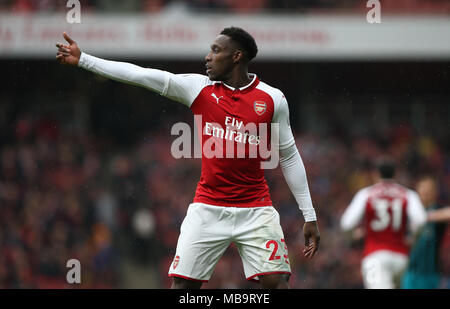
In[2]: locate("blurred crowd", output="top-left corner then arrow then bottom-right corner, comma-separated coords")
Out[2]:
0,114 -> 121,288
1,0 -> 450,14
0,95 -> 449,288
1,53 -> 449,289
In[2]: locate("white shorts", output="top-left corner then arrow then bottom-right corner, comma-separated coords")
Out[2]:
168,203 -> 291,283
361,250 -> 408,289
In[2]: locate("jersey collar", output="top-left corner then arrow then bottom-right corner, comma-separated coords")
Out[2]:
215,74 -> 259,93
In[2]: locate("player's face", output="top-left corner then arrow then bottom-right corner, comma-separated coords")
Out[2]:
416,179 -> 437,208
205,35 -> 237,81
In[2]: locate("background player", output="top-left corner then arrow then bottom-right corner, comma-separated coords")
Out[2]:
401,176 -> 450,289
340,158 -> 427,289
55,27 -> 320,289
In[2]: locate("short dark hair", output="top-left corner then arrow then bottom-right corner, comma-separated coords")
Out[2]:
376,157 -> 396,179
220,27 -> 258,61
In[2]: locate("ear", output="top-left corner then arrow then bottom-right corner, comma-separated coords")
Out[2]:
233,50 -> 245,64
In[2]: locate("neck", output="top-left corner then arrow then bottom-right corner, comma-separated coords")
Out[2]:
380,178 -> 394,182
425,201 -> 437,209
223,67 -> 251,89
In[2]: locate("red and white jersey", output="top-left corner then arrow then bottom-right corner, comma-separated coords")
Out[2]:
161,73 -> 295,207
341,181 -> 427,257
78,53 -> 301,209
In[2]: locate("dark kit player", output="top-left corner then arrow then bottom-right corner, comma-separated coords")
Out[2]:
56,27 -> 320,288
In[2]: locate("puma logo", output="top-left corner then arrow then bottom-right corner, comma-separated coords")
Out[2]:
211,93 -> 223,104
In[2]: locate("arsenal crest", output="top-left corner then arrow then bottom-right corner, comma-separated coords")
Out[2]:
173,255 -> 180,269
253,101 -> 267,116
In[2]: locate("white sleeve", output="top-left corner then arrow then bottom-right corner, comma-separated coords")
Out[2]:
279,145 -> 316,222
271,94 -> 295,150
78,52 -> 210,107
406,190 -> 427,234
341,189 -> 369,231
273,94 -> 316,222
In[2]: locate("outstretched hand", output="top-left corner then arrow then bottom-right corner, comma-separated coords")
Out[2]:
56,32 -> 81,66
302,221 -> 320,259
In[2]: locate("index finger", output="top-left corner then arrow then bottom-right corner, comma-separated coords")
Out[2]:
63,32 -> 75,44
308,236 -> 320,255
305,243 -> 318,259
